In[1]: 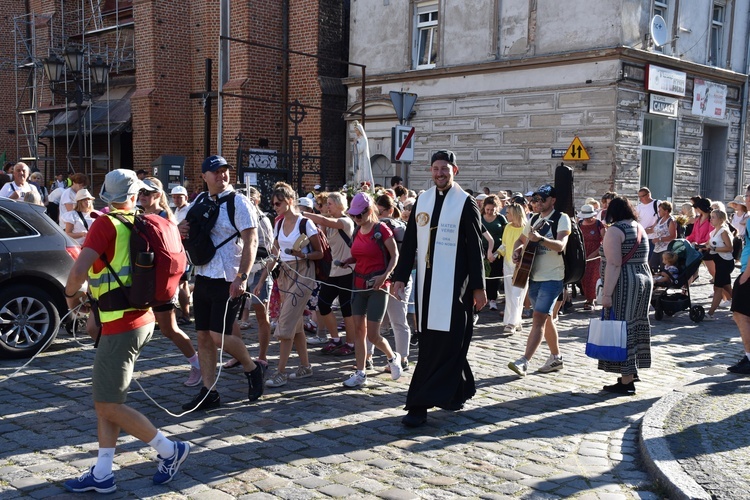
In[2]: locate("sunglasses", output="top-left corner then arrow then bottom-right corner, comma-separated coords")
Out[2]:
530,196 -> 547,203
273,201 -> 285,207
353,213 -> 365,219
139,190 -> 155,196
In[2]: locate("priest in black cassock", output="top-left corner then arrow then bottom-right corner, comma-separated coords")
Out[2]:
392,150 -> 486,428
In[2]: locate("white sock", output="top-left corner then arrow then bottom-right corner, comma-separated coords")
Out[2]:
93,448 -> 115,478
148,431 -> 175,458
188,353 -> 200,369
357,370 -> 366,377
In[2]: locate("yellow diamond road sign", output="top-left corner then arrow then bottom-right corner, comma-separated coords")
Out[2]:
563,137 -> 590,161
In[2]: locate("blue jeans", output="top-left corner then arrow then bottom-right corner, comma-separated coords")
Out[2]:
528,280 -> 564,315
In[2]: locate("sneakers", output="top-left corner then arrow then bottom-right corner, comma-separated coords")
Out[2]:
537,355 -> 564,373
602,380 -> 636,395
508,357 -> 528,377
503,324 -> 516,334
401,358 -> 410,371
343,371 -> 368,388
728,355 -> 750,374
489,300 -> 497,310
182,386 -> 220,411
184,366 -> 202,387
333,343 -> 355,356
321,339 -> 343,354
303,319 -> 317,334
720,299 -> 732,308
388,353 -> 403,380
365,357 -> 374,371
307,335 -> 329,346
153,441 -> 190,485
289,364 -> 313,379
265,370 -> 288,388
246,364 -> 264,402
64,466 -> 116,494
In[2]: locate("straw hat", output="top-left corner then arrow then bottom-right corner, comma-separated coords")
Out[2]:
728,195 -> 746,209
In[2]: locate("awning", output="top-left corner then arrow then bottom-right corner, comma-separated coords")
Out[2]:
40,86 -> 133,138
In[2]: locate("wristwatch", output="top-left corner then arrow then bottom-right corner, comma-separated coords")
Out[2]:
236,272 -> 248,281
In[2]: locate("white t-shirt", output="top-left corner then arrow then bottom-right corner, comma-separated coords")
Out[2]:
173,204 -> 189,224
61,209 -> 96,245
636,199 -> 659,238
58,187 -> 77,228
0,181 -> 34,199
522,210 -> 571,282
193,189 -> 259,281
274,216 -> 318,263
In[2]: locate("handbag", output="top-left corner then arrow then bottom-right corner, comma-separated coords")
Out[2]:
586,309 -> 627,362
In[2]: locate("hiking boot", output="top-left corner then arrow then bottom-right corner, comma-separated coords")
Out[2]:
508,357 -> 528,377
289,364 -> 313,379
333,343 -> 355,356
184,366 -> 202,387
265,371 -> 288,388
64,466 -> 116,494
246,364 -> 264,402
728,356 -> 750,374
153,441 -> 190,485
343,371 -> 367,388
538,355 -> 564,373
321,339 -> 343,354
182,386 -> 220,411
388,353 -> 402,381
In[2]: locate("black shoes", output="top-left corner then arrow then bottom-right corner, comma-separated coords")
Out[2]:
401,408 -> 427,428
603,380 -> 636,395
182,386 -> 221,411
728,356 -> 750,374
246,364 -> 265,402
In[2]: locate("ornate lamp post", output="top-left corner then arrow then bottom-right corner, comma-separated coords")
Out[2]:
42,45 -> 110,175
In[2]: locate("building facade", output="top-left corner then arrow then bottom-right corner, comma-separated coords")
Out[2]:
0,0 -> 350,198
345,0 -> 750,206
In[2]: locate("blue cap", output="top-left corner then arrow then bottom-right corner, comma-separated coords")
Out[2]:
201,155 -> 233,173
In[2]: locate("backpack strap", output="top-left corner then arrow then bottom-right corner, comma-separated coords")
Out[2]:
200,191 -> 240,251
77,210 -> 89,230
653,199 -> 659,217
338,227 -> 352,247
99,212 -> 136,292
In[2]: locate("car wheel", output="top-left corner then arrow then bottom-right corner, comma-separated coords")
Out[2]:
0,285 -> 61,359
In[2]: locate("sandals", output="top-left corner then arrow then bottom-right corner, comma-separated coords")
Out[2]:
239,321 -> 253,330
223,358 -> 241,369
583,302 -> 593,311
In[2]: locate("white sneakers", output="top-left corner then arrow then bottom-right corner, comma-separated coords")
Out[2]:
538,355 -> 564,373
388,353 -> 402,380
343,371 -> 367,388
508,357 -> 528,377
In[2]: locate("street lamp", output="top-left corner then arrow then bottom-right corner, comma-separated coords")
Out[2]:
42,45 -> 110,175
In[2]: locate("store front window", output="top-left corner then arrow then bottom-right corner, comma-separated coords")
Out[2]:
640,115 -> 676,200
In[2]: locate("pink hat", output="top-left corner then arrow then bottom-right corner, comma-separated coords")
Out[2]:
348,192 -> 372,215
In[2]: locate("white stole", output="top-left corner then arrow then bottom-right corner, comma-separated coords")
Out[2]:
414,183 -> 468,332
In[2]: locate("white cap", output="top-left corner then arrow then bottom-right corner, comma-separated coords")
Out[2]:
170,186 -> 188,196
298,197 -> 314,209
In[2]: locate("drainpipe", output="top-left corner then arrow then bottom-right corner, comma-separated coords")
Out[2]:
738,7 -> 750,193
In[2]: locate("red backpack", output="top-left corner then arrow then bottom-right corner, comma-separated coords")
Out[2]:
100,212 -> 186,310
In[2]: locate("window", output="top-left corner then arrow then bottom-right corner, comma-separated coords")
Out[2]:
653,1 -> 668,53
640,115 -> 676,201
709,4 -> 725,66
0,209 -> 37,239
414,2 -> 439,69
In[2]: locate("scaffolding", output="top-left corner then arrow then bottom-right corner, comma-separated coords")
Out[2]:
12,0 -> 134,185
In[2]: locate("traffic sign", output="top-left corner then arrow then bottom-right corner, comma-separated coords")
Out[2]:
391,125 -> 415,162
390,91 -> 418,124
563,137 -> 590,161
551,148 -> 566,158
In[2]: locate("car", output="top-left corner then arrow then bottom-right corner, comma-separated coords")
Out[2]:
0,197 -> 80,359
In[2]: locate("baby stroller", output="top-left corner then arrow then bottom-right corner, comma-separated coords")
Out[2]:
651,239 -> 705,322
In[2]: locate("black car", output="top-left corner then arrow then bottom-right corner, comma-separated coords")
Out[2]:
0,197 -> 80,358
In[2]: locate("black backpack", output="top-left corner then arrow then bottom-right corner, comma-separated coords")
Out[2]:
183,192 -> 239,266
531,210 -> 586,285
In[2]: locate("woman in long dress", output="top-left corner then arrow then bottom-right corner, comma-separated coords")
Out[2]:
599,197 -> 653,395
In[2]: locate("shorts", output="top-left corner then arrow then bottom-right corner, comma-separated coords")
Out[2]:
351,288 -> 389,322
193,275 -> 242,335
731,275 -> 750,316
712,256 -> 734,288
318,273 -> 353,317
249,270 -> 271,305
528,279 -> 564,316
92,324 -> 154,404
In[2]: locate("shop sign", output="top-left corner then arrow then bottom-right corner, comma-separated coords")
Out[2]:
646,64 -> 686,96
692,79 -> 727,119
649,94 -> 679,117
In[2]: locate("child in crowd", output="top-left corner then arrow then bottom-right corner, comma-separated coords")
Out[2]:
653,251 -> 679,286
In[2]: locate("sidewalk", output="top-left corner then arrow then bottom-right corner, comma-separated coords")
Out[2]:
0,267 -> 746,498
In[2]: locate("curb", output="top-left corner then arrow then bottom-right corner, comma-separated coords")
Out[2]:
639,391 -> 711,500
